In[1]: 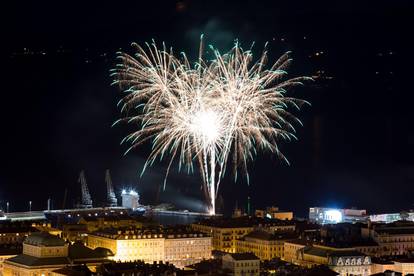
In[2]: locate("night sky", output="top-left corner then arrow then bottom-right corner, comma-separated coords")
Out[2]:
2,1 -> 414,216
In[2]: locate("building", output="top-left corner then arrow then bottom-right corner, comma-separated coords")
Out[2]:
236,230 -> 297,260
283,239 -> 310,263
255,206 -> 293,221
370,212 -> 414,224
78,214 -> 152,232
0,222 -> 38,245
222,253 -> 260,276
0,246 -> 21,276
298,246 -> 372,276
362,221 -> 414,256
393,258 -> 414,275
3,232 -> 111,276
319,223 -> 381,257
121,190 -> 139,210
309,207 -> 367,224
96,261 -> 183,276
191,217 -> 295,253
87,227 -> 211,268
371,258 -> 396,275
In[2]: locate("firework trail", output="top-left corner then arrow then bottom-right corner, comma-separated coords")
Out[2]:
111,37 -> 311,215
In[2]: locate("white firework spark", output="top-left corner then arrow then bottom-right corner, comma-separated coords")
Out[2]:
111,37 -> 311,215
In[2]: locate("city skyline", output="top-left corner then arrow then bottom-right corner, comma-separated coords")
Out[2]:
1,0 -> 414,217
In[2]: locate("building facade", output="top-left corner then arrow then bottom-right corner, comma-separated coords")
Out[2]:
87,227 -> 211,268
3,232 -> 110,276
255,206 -> 293,221
283,239 -> 309,263
299,246 -> 371,276
362,221 -> 414,256
309,207 -> 367,224
222,253 -> 260,276
236,230 -> 297,260
192,217 -> 295,253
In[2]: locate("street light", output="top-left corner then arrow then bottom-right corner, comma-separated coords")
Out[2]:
6,202 -> 9,213
29,201 -> 32,212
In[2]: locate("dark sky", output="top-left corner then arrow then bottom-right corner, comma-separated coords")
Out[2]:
1,0 -> 414,216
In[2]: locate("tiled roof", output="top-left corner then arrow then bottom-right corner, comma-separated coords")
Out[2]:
69,241 -> 113,260
6,254 -> 70,267
243,230 -> 298,241
228,252 -> 260,261
25,232 -> 66,247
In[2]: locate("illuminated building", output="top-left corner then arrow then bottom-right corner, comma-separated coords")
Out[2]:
3,232 -> 111,276
319,223 -> 381,257
78,214 -> 152,232
255,206 -> 293,220
284,236 -> 376,275
296,246 -> 372,276
370,259 -> 395,274
121,190 -> 140,210
0,222 -> 38,245
222,253 -> 260,276
0,246 -> 20,276
309,207 -> 367,224
87,227 -> 211,268
191,217 -> 295,253
393,258 -> 414,275
283,239 -> 309,263
362,221 -> 414,256
235,230 -> 297,260
369,211 -> 414,223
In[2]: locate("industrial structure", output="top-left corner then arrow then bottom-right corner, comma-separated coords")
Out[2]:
121,189 -> 140,210
75,170 -> 93,209
105,169 -> 118,207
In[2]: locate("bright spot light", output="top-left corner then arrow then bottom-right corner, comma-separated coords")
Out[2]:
190,110 -> 220,144
129,190 -> 138,196
122,189 -> 126,195
266,213 -> 272,219
325,209 -> 343,223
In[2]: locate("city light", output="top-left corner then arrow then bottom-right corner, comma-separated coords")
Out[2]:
324,209 -> 343,223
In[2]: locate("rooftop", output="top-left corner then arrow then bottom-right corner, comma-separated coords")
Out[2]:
52,265 -> 92,276
242,230 -> 298,241
68,241 -> 113,260
90,226 -> 207,240
304,246 -> 366,258
0,244 -> 22,256
194,216 -> 295,228
99,261 -> 179,274
25,232 -> 66,247
6,254 -> 70,266
0,221 -> 38,233
227,252 -> 260,261
317,238 -> 379,248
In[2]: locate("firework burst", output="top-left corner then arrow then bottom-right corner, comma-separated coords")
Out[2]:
111,37 -> 311,215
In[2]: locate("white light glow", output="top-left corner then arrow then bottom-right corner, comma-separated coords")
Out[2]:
189,110 -> 220,145
324,209 -> 343,223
